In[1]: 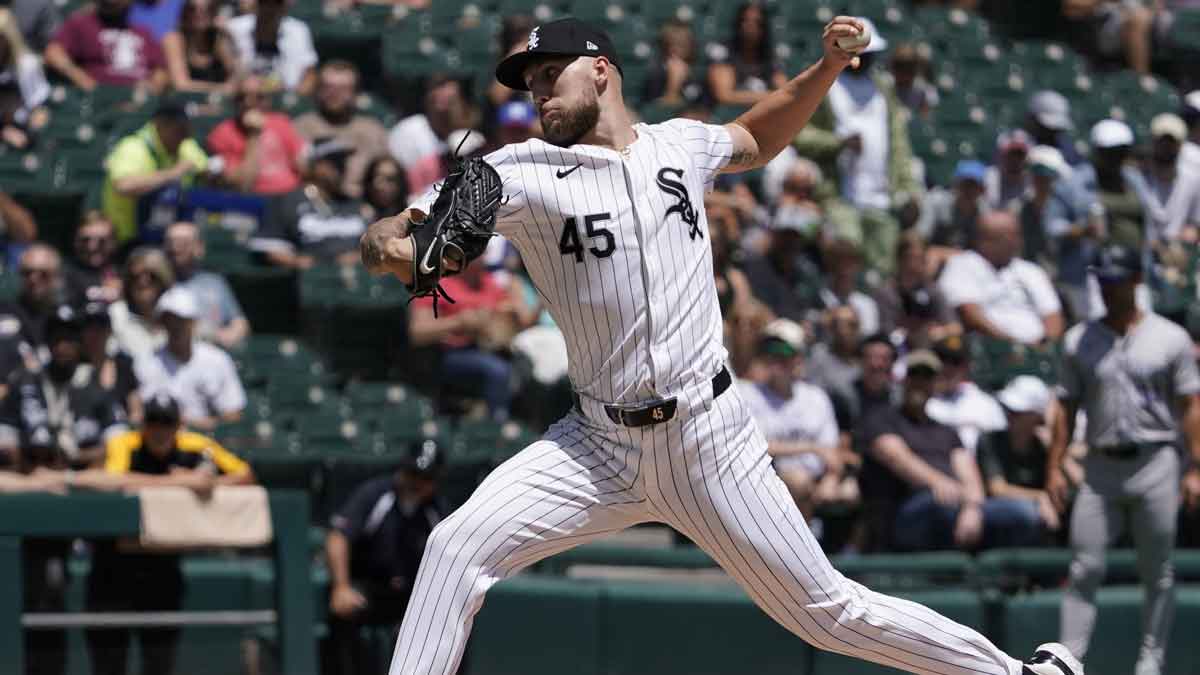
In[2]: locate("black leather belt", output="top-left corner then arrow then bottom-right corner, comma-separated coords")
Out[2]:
1097,442 -> 1151,459
574,367 -> 732,428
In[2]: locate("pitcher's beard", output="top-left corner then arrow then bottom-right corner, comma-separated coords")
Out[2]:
543,100 -> 600,148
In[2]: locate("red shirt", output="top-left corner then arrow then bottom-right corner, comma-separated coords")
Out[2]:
415,272 -> 508,349
207,113 -> 305,195
50,9 -> 164,85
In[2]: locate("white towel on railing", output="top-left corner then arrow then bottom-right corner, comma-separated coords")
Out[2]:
138,486 -> 273,549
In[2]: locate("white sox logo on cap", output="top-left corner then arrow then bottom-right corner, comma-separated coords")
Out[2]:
527,26 -> 540,50
586,40 -> 598,50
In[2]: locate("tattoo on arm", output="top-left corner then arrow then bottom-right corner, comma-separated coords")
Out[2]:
729,147 -> 759,169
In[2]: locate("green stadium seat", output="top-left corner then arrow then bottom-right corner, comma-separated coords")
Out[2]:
601,579 -> 814,675
472,576 -> 605,675
829,552 -> 976,590
538,542 -> 717,574
319,455 -> 404,519
1001,587 -> 1200,675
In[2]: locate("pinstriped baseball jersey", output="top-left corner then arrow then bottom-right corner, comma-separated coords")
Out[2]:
410,119 -> 734,404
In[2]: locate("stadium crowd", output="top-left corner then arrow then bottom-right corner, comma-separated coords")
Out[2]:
1,0 -> 1200,672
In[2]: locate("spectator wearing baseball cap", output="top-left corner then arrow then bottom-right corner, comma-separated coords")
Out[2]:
1181,91 -> 1200,174
1073,119 -> 1149,256
102,99 -> 209,243
493,99 -> 539,147
1024,90 -> 1083,166
985,129 -> 1034,210
1144,113 -> 1200,244
925,335 -> 1006,455
249,136 -> 367,269
860,349 -> 1042,552
0,307 -> 123,675
326,437 -> 449,673
132,286 -> 246,431
89,390 -> 253,675
738,320 -> 852,523
977,375 -> 1076,540
889,42 -> 938,120
1020,144 -> 1097,321
792,16 -> 921,277
916,159 -> 990,252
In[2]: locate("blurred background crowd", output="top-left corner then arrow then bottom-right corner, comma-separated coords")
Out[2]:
2,0 -> 1200,672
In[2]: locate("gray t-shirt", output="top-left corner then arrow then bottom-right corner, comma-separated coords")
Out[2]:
1059,313 -> 1200,447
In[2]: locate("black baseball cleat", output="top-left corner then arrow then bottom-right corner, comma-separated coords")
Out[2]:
1022,643 -> 1083,675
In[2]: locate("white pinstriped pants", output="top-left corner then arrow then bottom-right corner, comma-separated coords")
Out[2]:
389,386 -> 1024,675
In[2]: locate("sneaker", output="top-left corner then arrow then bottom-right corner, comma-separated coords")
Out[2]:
1023,643 -> 1083,675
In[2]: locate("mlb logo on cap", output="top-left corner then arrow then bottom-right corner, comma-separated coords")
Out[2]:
496,17 -> 624,91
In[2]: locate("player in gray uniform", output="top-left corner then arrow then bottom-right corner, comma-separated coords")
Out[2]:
1047,244 -> 1200,675
364,17 -> 1081,675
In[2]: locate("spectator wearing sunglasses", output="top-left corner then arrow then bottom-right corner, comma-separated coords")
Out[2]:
65,211 -> 121,306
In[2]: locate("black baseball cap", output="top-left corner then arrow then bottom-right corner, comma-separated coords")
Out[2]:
45,305 -> 83,340
144,392 -> 182,425
399,437 -> 444,478
154,98 -> 191,123
933,335 -> 968,366
1089,243 -> 1142,283
495,17 -> 623,91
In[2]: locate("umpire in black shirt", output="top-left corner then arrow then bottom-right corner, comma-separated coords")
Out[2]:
325,438 -> 448,674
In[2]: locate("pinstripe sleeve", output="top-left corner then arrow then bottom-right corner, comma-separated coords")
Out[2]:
405,145 -> 529,237
661,118 -> 734,186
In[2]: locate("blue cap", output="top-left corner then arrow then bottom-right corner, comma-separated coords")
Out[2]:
1089,243 -> 1142,283
497,100 -> 537,129
953,159 -> 987,184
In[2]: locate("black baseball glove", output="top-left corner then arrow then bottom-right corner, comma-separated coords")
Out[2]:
407,153 -> 503,314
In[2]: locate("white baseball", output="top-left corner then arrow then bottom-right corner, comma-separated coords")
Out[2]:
836,24 -> 871,52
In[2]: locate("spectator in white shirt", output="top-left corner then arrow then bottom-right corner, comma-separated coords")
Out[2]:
1182,91 -> 1200,175
387,73 -> 476,196
937,211 -> 1064,345
925,335 -> 1006,454
1143,113 -> 1200,244
225,0 -> 316,95
738,319 -> 854,521
134,286 -> 246,431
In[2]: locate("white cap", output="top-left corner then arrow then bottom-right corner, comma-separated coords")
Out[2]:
762,318 -> 807,353
1089,119 -> 1134,149
1184,90 -> 1200,116
1150,113 -> 1187,142
997,375 -> 1051,414
156,286 -> 200,320
1027,144 -> 1071,179
859,17 -> 888,53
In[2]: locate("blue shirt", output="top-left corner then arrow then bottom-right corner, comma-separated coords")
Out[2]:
128,0 -> 183,41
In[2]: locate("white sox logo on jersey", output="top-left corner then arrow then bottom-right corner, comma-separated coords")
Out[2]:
655,168 -> 701,240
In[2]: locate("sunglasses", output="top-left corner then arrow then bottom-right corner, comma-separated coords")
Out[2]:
20,267 -> 56,277
129,270 -> 161,283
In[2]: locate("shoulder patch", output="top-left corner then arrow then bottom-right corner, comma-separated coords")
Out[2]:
0,317 -> 21,337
